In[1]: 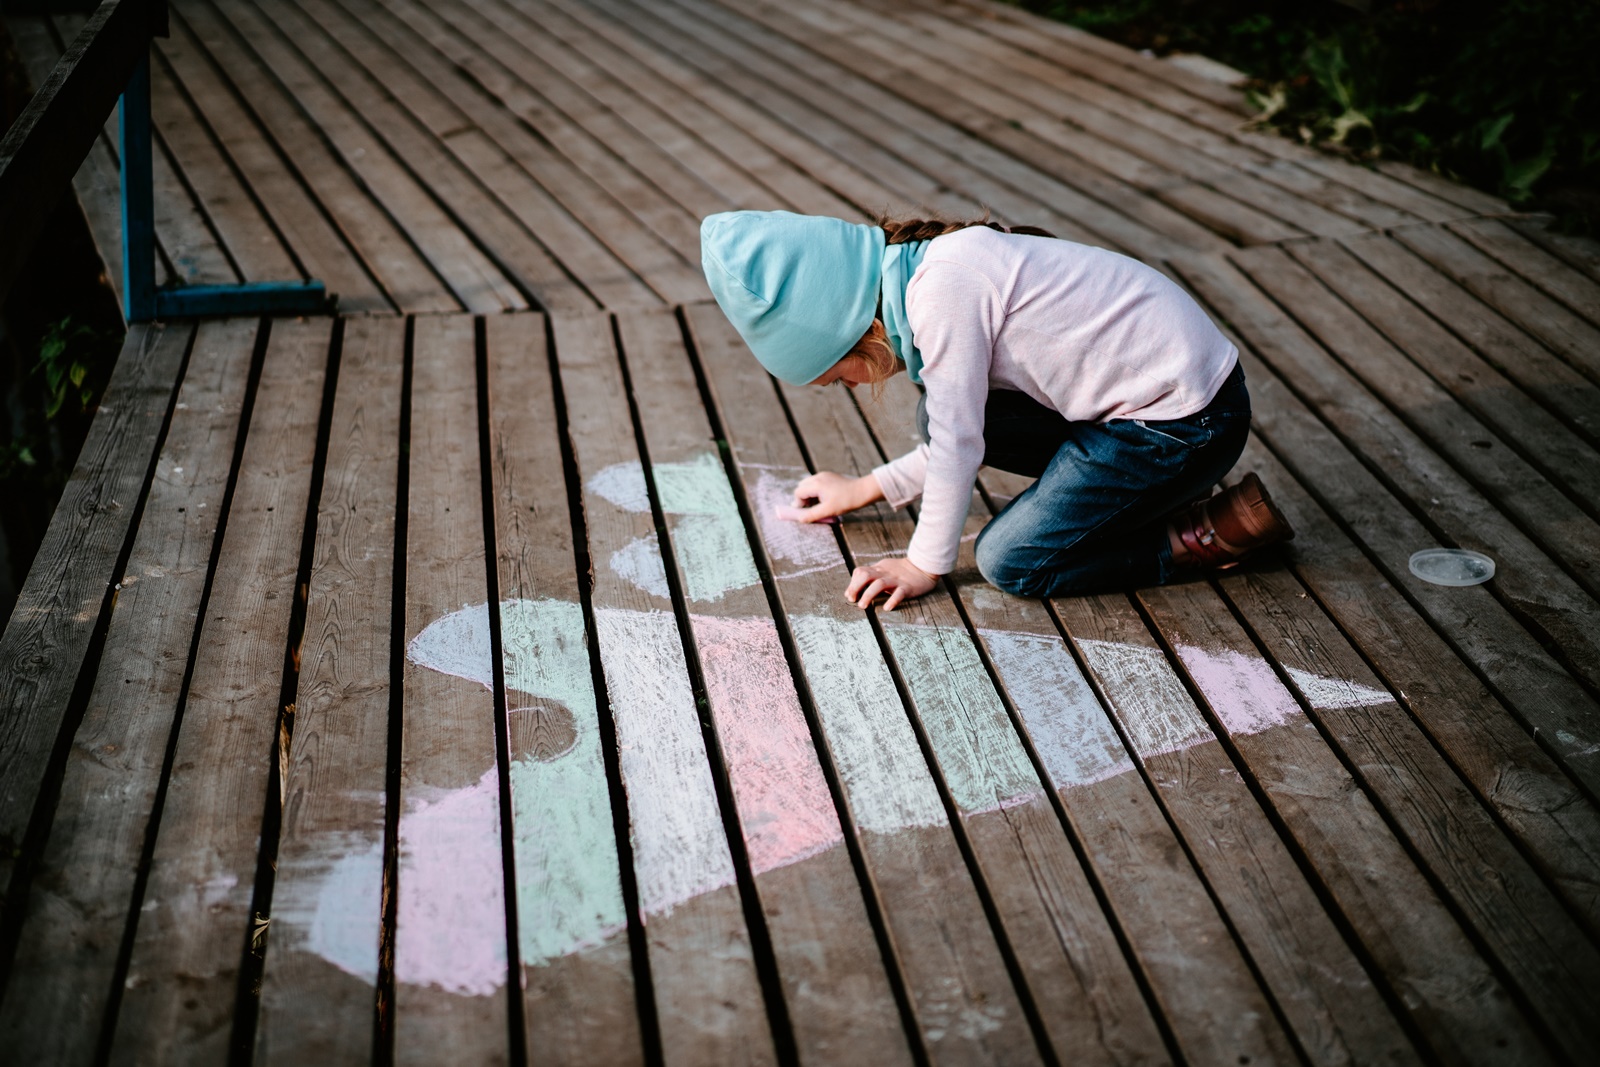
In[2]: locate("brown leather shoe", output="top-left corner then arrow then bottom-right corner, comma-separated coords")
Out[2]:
1171,472 -> 1295,569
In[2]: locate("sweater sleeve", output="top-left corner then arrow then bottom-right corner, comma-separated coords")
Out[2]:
871,444 -> 929,508
901,260 -> 1003,576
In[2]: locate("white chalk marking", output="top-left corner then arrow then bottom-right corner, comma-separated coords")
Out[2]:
609,535 -> 671,601
1077,639 -> 1213,757
979,629 -> 1135,788
1283,666 -> 1394,709
586,460 -> 651,513
788,614 -> 946,833
593,608 -> 738,915
884,625 -> 1044,812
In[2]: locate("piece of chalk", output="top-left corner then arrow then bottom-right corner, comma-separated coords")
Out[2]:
773,504 -> 838,525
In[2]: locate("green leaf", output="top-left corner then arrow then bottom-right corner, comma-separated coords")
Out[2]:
1480,113 -> 1514,152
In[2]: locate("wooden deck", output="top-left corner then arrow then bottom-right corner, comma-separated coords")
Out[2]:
3,0 -> 1600,1063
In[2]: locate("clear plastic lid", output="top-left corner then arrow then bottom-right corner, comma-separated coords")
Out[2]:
1409,548 -> 1495,587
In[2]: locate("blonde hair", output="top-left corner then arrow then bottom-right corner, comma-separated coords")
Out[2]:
843,318 -> 902,400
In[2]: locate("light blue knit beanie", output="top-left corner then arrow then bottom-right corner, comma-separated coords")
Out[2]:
700,211 -> 885,386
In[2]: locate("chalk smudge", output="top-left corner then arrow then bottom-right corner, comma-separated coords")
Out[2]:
693,615 -> 844,871
592,607 -> 739,915
1076,639 -> 1213,756
884,625 -> 1044,813
1173,644 -> 1302,736
1282,666 -> 1392,710
393,604 -> 630,991
609,536 -> 671,601
395,767 -> 509,996
753,470 -> 841,577
979,629 -> 1135,788
587,454 -> 758,603
789,614 -> 947,833
322,600 -> 1398,997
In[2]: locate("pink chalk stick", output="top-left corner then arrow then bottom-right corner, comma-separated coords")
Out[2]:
773,503 -> 839,525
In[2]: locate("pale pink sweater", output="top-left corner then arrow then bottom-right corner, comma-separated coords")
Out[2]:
870,226 -> 1238,575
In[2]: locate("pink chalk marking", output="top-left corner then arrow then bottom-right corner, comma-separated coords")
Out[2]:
1174,644 -> 1304,736
395,766 -> 509,997
691,615 -> 845,872
773,503 -> 839,525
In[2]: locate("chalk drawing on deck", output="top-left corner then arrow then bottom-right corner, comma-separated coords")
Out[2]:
587,454 -> 759,603
312,600 -> 1402,996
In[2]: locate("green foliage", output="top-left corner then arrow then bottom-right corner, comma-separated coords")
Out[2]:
1018,1 -> 1600,231
32,316 -> 99,419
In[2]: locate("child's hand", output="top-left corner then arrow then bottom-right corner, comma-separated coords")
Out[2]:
789,471 -> 882,522
846,558 -> 938,611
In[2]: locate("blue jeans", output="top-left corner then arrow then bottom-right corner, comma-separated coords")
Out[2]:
917,364 -> 1250,595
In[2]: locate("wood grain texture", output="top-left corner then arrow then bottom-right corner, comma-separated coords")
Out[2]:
484,313 -> 645,1066
1338,231 -> 1600,447
1055,593 -> 1418,1067
108,318 -> 331,1066
255,316 -> 406,1065
1391,223 -> 1600,386
394,314 -> 509,1065
166,2 -> 460,313
311,0 -> 682,310
1174,253 -> 1600,797
153,20 -> 391,311
194,0 -> 525,313
0,319 -> 256,1066
618,307 -> 914,1066
0,322 -> 192,914
1222,436 -> 1600,942
552,311 -> 777,1067
1139,583 -> 1583,1064
1284,237 -> 1600,515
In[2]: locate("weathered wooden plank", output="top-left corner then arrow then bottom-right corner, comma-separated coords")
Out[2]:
1447,217 -> 1600,327
687,302 -> 1068,1065
1140,583 -> 1591,1064
0,321 -> 191,915
1231,243 -> 1600,607
372,0 -> 726,255
1284,237 -> 1600,517
780,375 -> 1175,1067
1337,231 -> 1600,447
254,316 -> 406,1066
445,0 -> 784,213
0,319 -> 255,1066
634,0 -> 1202,260
194,0 -> 526,313
520,0 -> 864,220
482,313 -> 644,1067
1174,253 -> 1600,790
167,1 -> 461,313
145,47 -> 302,284
551,311 -> 777,1067
315,0 -> 692,308
1391,223 -> 1600,385
1053,594 -> 1421,1066
1374,159 -> 1510,216
1506,217 -> 1600,285
108,318 -> 331,1066
153,22 -> 391,311
617,307 -> 914,1066
809,0 -> 1365,240
393,314 -> 509,1066
1224,433 -> 1600,936
746,0 -> 1255,249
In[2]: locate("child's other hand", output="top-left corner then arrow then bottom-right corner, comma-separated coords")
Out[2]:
846,558 -> 938,611
791,471 -> 882,521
